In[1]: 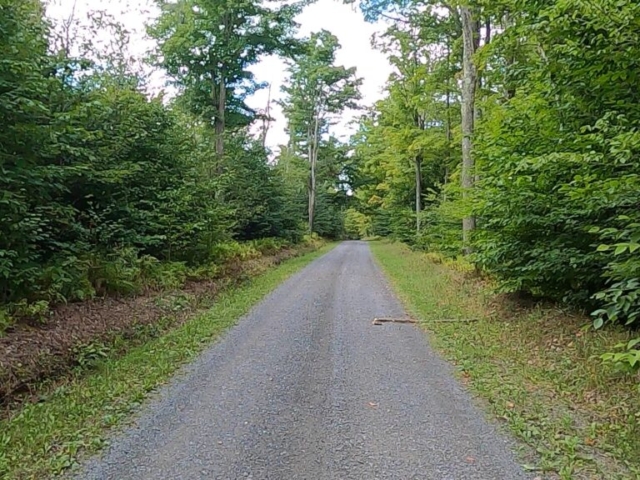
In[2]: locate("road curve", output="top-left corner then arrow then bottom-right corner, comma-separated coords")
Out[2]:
75,241 -> 529,480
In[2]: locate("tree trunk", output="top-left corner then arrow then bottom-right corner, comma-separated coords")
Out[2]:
308,131 -> 315,233
308,108 -> 322,233
215,70 -> 226,158
260,83 -> 272,148
415,154 -> 422,234
461,6 -> 477,254
444,35 -> 452,204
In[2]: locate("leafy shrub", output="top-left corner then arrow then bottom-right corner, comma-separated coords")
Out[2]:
344,208 -> 372,239
415,192 -> 463,258
72,342 -> 110,369
0,309 -> 14,336
601,338 -> 640,374
12,300 -> 51,324
209,242 -> 261,265
0,0 -> 336,319
38,257 -> 95,304
249,238 -> 289,256
87,249 -> 143,296
137,256 -> 189,291
187,264 -> 221,281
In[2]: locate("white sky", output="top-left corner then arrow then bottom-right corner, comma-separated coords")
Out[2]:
46,0 -> 392,151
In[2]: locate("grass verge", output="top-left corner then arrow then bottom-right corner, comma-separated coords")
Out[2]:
0,243 -> 335,480
370,240 -> 640,480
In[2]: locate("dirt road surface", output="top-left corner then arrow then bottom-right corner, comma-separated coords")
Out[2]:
74,241 -> 529,480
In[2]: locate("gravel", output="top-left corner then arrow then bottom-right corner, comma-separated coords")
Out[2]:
74,241 -> 530,480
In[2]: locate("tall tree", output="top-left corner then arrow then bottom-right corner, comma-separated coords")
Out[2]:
280,31 -> 362,232
350,0 -> 484,247
149,0 -> 303,157
374,15 -> 456,233
460,5 -> 478,251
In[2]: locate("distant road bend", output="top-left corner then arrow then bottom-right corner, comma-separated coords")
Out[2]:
75,241 -> 529,480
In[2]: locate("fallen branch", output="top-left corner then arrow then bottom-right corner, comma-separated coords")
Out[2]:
427,318 -> 479,323
372,317 -> 480,326
372,318 -> 417,325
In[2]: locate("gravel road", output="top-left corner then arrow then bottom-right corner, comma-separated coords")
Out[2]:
75,241 -> 529,480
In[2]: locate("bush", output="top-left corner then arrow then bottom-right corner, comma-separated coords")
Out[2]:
0,309 -> 13,336
209,242 -> 261,265
249,238 -> 289,256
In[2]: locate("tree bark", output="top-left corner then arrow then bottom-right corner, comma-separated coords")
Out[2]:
215,70 -> 226,158
308,107 -> 320,233
415,154 -> 422,234
260,83 -> 272,148
461,6 -> 477,254
308,128 -> 315,233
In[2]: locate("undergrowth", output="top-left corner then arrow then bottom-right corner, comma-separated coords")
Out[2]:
0,238 -> 295,337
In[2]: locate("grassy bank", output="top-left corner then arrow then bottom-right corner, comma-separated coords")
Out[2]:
0,242 -> 335,480
371,241 -> 639,480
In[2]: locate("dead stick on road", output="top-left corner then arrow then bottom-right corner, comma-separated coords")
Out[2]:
372,318 -> 479,325
372,318 -> 416,325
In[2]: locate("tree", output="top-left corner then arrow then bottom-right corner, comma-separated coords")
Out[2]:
280,30 -> 362,232
459,5 -> 478,252
352,0 -> 640,355
149,0 -> 303,157
374,16 -> 457,234
351,0 -> 486,248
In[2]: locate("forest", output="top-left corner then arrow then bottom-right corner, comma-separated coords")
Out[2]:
0,0 -> 640,368
2,0 -> 640,477
2,1 -> 640,378
0,0 -> 361,331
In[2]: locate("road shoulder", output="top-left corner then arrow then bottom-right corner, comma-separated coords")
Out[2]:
370,240 -> 639,480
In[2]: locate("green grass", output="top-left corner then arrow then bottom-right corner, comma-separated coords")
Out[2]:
370,240 -> 640,480
0,243 -> 335,480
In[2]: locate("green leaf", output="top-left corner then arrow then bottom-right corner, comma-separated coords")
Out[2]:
628,338 -> 640,350
614,244 -> 628,255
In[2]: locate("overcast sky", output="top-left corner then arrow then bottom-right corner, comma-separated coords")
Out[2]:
46,0 -> 392,151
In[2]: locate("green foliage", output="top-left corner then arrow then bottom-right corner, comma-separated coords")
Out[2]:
473,95 -> 606,303
601,338 -> 640,374
0,1 -> 311,318
352,0 -> 640,338
415,189 -> 463,258
280,30 -> 362,138
349,9 -> 458,243
209,242 -> 260,264
472,1 -> 640,325
221,135 -> 304,242
73,342 -> 110,370
344,208 -> 372,239
149,0 -> 303,154
249,237 -> 291,255
0,309 -> 13,336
